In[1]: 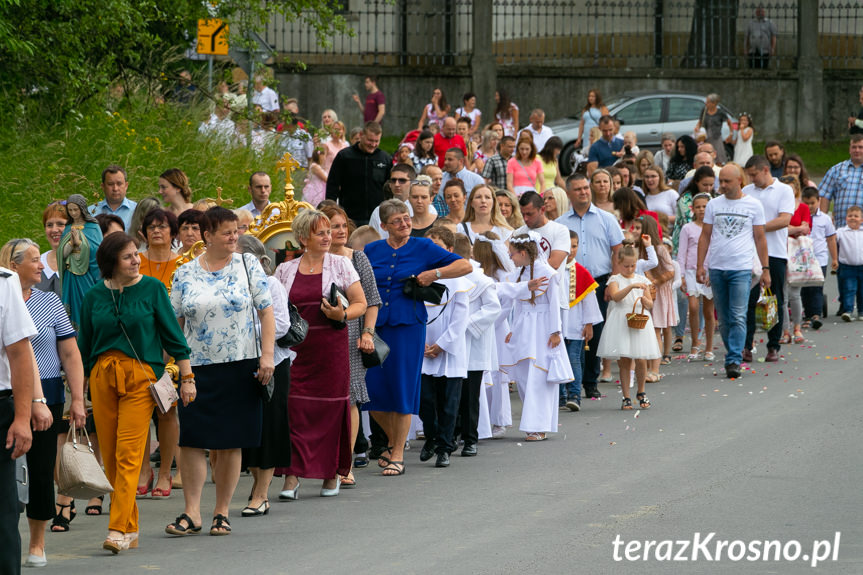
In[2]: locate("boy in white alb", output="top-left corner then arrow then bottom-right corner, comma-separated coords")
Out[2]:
452,235 -> 501,456
419,229 -> 474,468
559,231 -> 603,411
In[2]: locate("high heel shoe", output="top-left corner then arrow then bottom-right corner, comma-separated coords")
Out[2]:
241,499 -> 270,517
151,476 -> 173,499
136,468 -> 154,499
125,532 -> 139,549
278,482 -> 300,501
102,534 -> 130,554
320,477 -> 341,497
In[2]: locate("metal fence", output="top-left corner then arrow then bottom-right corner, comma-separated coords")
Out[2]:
262,0 -> 863,70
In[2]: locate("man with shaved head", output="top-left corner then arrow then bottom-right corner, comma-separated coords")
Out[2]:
433,117 -> 467,169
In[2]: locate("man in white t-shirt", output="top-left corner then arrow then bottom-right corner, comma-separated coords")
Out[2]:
697,165 -> 770,379
517,109 -> 554,153
742,155 -> 795,362
0,269 -> 38,574
514,191 -> 570,270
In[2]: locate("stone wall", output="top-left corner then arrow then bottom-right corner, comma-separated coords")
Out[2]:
276,66 -> 863,143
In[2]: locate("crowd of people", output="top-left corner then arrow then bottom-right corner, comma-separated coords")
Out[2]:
3,79 -> 863,573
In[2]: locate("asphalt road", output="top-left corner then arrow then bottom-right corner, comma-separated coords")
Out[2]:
18,280 -> 863,574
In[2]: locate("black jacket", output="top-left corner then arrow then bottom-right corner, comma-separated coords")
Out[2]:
326,143 -> 392,222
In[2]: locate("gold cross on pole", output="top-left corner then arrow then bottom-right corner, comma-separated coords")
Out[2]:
205,186 -> 234,207
276,153 -> 301,178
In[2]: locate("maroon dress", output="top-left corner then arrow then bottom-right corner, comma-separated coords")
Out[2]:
279,271 -> 351,479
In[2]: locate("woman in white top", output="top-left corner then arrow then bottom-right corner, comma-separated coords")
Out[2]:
642,165 -> 679,225
454,91 -> 482,135
461,184 -> 513,243
417,87 -> 450,130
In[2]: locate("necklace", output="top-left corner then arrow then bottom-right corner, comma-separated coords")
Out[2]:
201,252 -> 232,274
145,252 -> 172,286
303,254 -> 323,273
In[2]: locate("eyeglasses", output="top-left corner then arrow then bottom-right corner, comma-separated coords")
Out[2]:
386,216 -> 412,227
389,178 -> 410,184
147,224 -> 170,232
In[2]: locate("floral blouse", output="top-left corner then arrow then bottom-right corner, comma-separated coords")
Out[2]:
171,253 -> 272,366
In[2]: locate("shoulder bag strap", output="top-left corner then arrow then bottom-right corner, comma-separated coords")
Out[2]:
461,222 -> 473,244
108,286 -> 155,386
516,160 -> 536,187
242,253 -> 262,357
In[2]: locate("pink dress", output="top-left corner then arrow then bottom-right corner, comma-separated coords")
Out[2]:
323,139 -> 348,172
302,166 -> 327,207
649,245 -> 679,329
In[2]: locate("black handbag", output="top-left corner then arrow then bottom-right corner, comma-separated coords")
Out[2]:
327,283 -> 348,330
402,275 -> 446,304
361,332 -> 391,368
277,302 -> 309,348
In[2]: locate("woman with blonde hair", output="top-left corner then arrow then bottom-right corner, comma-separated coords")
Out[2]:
495,189 -> 524,229
273,209 -> 367,497
590,169 -> 615,214
462,184 -> 513,242
542,186 -> 570,221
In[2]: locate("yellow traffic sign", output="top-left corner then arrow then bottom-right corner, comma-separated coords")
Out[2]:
197,19 -> 228,56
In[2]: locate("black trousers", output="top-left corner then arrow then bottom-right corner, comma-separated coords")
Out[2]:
457,371 -> 482,446
419,375 -> 462,454
25,403 -> 63,520
746,257 -> 787,352
583,274 -> 610,393
0,395 -> 22,575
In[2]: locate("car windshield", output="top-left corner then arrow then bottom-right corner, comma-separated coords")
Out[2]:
604,96 -> 631,110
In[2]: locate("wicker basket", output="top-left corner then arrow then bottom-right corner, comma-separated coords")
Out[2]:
626,300 -> 649,330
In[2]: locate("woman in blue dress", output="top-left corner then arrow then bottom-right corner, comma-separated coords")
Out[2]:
363,199 -> 472,476
57,194 -> 103,327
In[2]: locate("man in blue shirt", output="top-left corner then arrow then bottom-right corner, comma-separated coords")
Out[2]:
586,115 -> 624,176
557,173 -> 624,399
88,165 -> 137,231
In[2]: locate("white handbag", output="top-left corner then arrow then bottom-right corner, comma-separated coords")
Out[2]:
56,422 -> 114,499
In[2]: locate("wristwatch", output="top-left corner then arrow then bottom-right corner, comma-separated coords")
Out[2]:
32,397 -> 47,404
435,269 -> 441,279
343,311 -> 348,323
362,327 -> 375,335
761,266 -> 770,270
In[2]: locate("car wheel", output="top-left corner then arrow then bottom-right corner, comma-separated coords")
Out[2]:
559,142 -> 578,177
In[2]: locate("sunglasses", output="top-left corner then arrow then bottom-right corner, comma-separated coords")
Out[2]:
389,177 -> 410,184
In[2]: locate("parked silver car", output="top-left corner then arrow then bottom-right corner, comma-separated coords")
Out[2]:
546,90 -> 737,175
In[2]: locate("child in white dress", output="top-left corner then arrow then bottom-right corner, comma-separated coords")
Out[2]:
498,232 -> 573,441
597,246 -> 661,410
473,232 -> 514,438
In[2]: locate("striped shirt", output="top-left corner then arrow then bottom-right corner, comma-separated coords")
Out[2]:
819,159 -> 863,227
26,288 -> 76,382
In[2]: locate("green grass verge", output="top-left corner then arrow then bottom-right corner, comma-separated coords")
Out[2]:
758,141 -> 848,176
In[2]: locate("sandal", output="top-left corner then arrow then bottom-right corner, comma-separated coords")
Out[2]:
672,338 -> 684,352
524,432 -> 547,441
645,372 -> 660,383
687,347 -> 702,362
86,496 -> 104,515
381,460 -> 405,476
209,514 -> 232,536
779,332 -> 792,345
793,330 -> 805,344
376,446 -> 394,468
165,513 -> 202,536
704,351 -> 716,361
637,392 -> 651,409
660,355 -> 672,365
340,472 -> 357,489
51,502 -> 76,532
152,477 -> 173,499
621,397 -> 633,410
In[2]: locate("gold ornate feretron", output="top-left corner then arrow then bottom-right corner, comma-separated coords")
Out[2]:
248,151 -> 314,244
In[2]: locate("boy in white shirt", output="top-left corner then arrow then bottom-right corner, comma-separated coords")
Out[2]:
800,187 -> 837,329
560,231 -> 603,411
835,206 -> 863,321
418,228 -> 474,468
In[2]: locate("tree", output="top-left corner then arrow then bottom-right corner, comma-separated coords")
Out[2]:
680,0 -> 739,69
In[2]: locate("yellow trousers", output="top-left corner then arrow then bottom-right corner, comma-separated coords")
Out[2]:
89,350 -> 155,534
